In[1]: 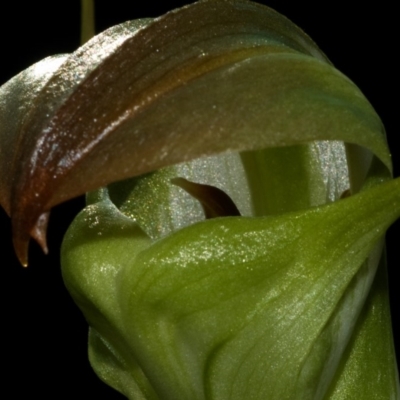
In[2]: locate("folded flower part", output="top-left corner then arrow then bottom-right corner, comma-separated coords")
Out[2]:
0,1 -> 399,399
0,0 -> 391,265
62,171 -> 400,400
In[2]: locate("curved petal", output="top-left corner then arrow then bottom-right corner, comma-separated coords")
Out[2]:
0,0 -> 391,264
61,177 -> 400,399
326,255 -> 400,399
0,19 -> 152,263
0,54 -> 68,215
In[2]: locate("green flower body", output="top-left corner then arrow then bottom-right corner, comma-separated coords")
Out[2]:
1,1 -> 399,399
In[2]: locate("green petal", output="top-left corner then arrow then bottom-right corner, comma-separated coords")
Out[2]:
61,192 -> 155,397
327,255 -> 400,400
61,177 -> 400,400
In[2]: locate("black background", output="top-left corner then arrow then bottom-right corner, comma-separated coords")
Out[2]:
1,1 -> 398,398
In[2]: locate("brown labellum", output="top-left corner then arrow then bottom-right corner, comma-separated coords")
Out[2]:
171,177 -> 241,218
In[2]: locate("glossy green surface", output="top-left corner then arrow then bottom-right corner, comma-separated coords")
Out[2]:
62,177 -> 400,399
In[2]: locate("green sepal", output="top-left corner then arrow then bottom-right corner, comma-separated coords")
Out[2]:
327,253 -> 400,399
61,177 -> 400,399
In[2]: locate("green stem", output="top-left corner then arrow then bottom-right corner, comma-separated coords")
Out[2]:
81,0 -> 95,45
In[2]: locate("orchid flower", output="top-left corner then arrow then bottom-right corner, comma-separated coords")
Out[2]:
1,1 -> 399,399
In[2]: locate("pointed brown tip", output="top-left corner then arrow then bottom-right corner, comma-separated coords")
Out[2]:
12,211 -> 50,267
30,212 -> 50,255
13,234 -> 30,267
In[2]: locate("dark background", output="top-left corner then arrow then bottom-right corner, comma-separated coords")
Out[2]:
1,1 -> 398,398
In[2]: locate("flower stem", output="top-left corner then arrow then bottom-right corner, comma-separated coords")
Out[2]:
80,0 -> 95,45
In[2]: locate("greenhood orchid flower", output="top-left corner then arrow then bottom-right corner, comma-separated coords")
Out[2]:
0,1 -> 399,399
